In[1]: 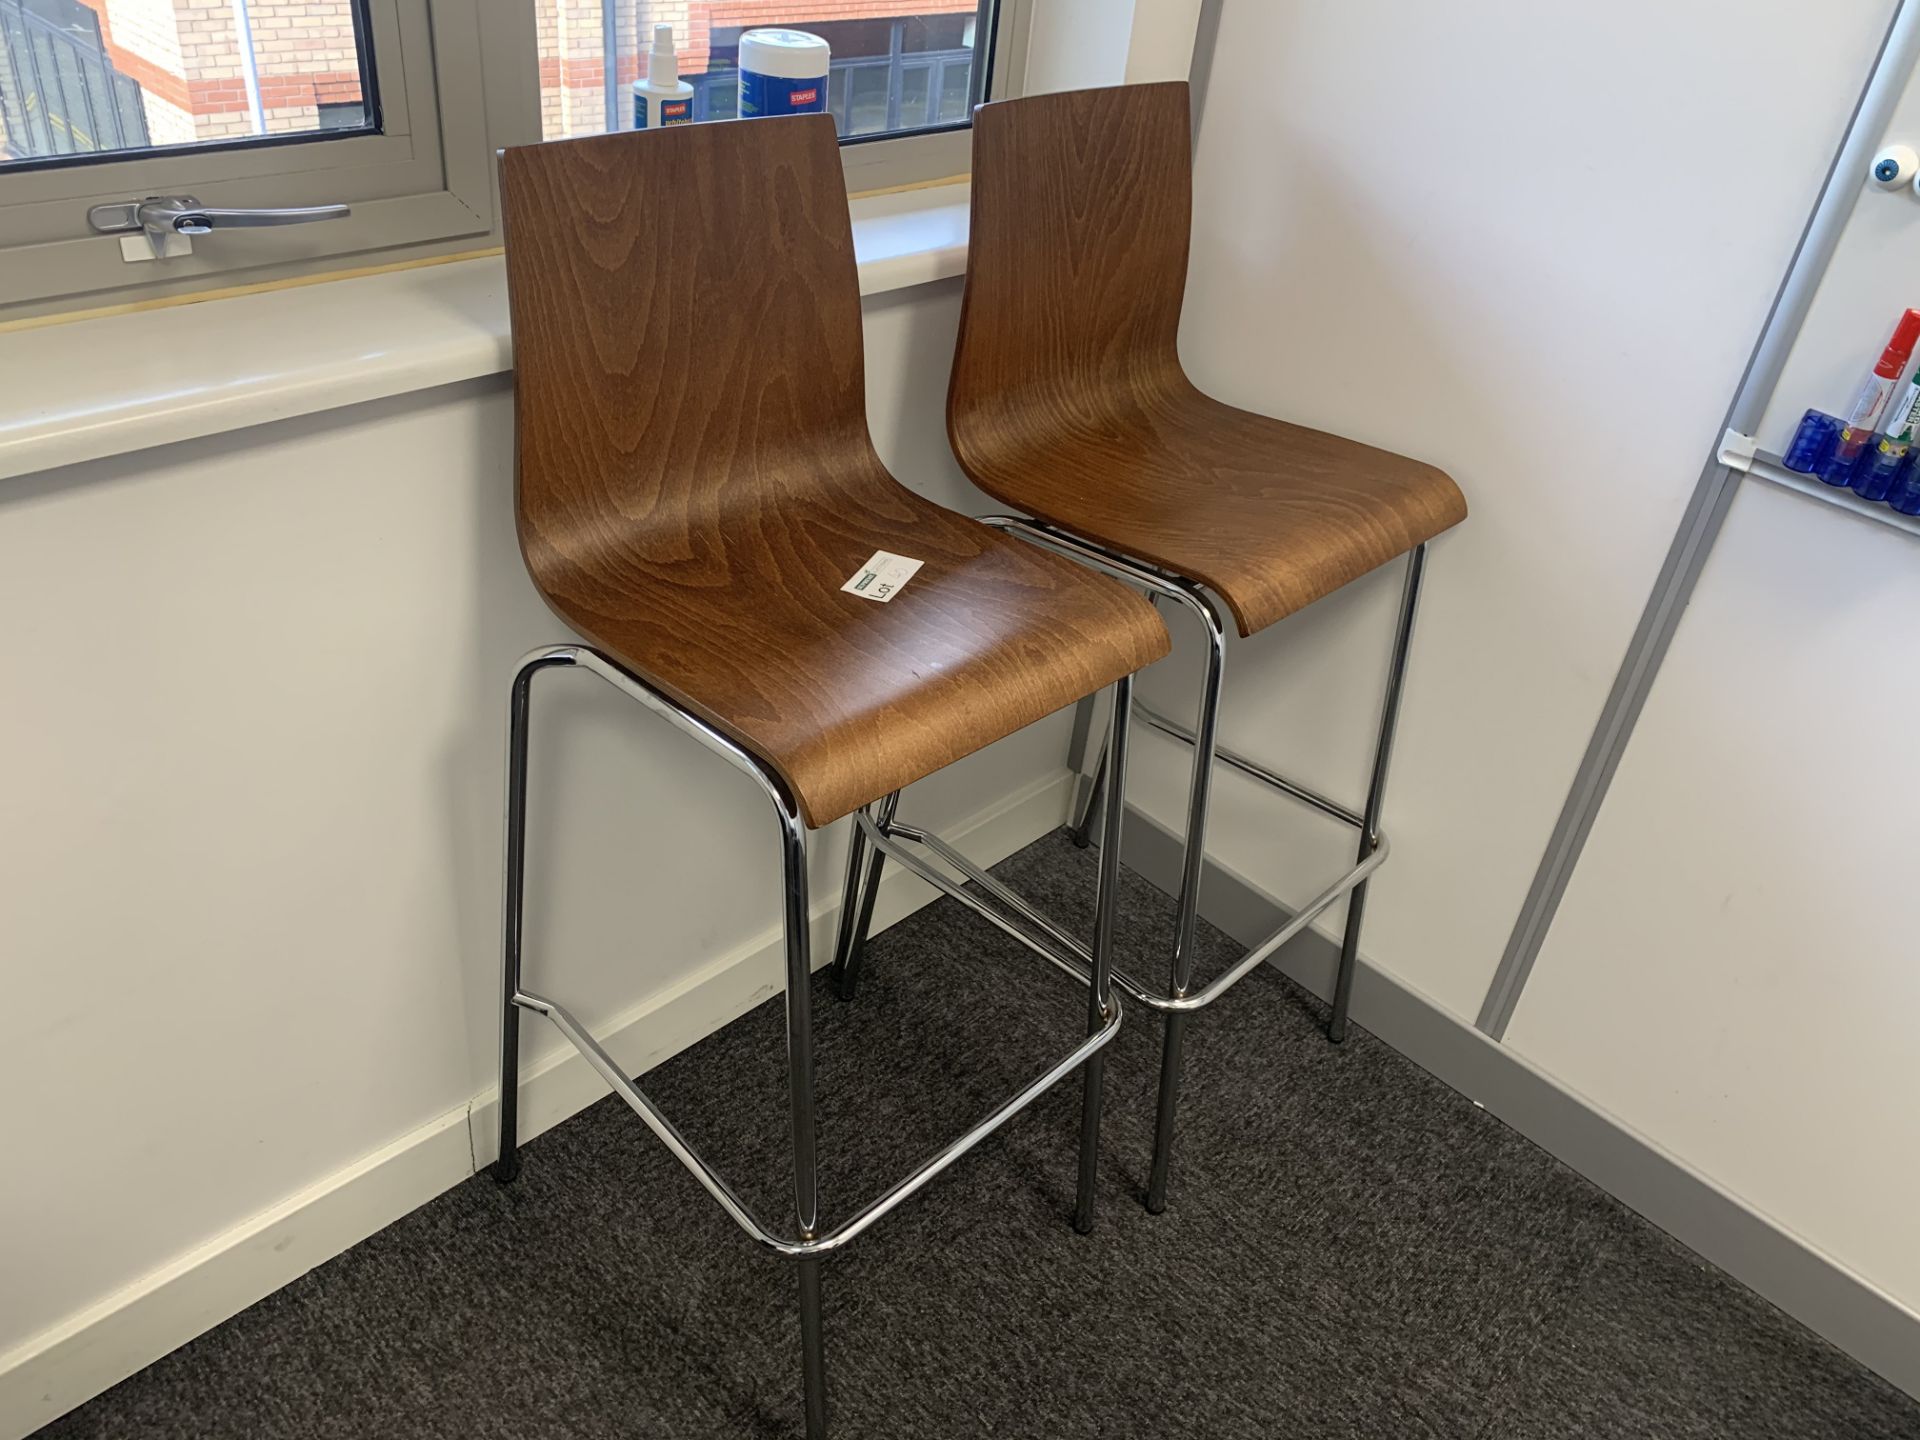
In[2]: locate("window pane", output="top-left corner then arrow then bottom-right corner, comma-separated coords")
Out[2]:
0,0 -> 377,168
537,3 -> 987,144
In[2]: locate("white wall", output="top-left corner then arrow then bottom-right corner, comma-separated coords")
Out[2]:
1164,0 -> 1896,1018
0,279 -> 1072,1383
1023,0 -> 1136,95
1509,482 -> 1920,1311
1023,0 -> 1203,93
1507,12 -> 1920,1318
1170,0 -> 1920,1353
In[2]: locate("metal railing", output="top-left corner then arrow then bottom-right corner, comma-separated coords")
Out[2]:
0,0 -> 149,163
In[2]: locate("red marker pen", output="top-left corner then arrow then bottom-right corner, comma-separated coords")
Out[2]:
1835,308 -> 1920,465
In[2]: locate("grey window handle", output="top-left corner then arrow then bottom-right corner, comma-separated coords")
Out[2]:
88,195 -> 351,241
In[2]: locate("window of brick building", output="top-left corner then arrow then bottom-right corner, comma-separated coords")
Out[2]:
534,4 -> 998,147
0,0 -> 523,318
0,0 -> 378,169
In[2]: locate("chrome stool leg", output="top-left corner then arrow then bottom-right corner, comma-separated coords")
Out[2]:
976,516 -> 1426,1211
1046,585 -> 1224,1214
1073,590 -> 1165,849
828,800 -> 876,995
1069,740 -> 1107,849
494,652 -> 572,1185
491,646 -> 1130,1440
1075,674 -> 1132,1232
829,790 -> 899,1001
774,794 -> 828,1439
797,1258 -> 827,1438
1146,589 -> 1227,1214
1329,543 -> 1427,1043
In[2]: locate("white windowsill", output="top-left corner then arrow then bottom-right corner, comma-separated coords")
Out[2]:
0,182 -> 971,483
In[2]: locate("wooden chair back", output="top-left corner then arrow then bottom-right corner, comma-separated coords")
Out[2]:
949,80 -> 1196,463
500,114 -> 880,624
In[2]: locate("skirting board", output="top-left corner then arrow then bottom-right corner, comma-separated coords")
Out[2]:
1118,802 -> 1920,1402
0,770 -> 1075,1440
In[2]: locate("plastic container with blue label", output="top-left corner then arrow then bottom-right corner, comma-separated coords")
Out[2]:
739,29 -> 830,120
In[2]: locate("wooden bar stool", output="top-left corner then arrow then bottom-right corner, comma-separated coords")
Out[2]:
944,82 -> 1469,1213
493,115 -> 1169,1439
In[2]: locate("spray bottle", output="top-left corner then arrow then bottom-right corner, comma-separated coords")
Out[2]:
633,23 -> 694,130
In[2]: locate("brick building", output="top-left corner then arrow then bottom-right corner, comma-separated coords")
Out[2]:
64,0 -> 362,146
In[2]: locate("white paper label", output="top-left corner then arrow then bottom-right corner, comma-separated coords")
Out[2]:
840,550 -> 923,603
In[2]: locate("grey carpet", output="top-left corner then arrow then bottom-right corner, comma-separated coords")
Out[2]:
35,830 -> 1920,1439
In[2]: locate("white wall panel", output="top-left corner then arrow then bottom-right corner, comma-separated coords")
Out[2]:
1510,480 -> 1920,1310
1172,0 -> 1894,1017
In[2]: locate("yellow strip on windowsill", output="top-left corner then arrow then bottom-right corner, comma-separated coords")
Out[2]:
0,173 -> 969,338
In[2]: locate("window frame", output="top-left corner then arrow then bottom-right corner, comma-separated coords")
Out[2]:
836,0 -> 1030,192
0,0 -> 528,316
0,0 -> 1028,321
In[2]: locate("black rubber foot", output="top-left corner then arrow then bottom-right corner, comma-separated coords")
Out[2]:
1327,1024 -> 1348,1045
1073,1216 -> 1095,1236
1070,831 -> 1091,849
1144,1197 -> 1167,1216
490,1155 -> 521,1185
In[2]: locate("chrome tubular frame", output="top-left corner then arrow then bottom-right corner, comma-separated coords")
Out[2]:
975,515 -> 1429,1212
828,789 -> 899,1002
859,809 -> 1387,1018
493,644 -> 1134,1440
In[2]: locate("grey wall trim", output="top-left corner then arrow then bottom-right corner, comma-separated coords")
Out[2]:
1474,0 -> 1920,1039
1119,802 -> 1920,1402
1187,0 -> 1225,142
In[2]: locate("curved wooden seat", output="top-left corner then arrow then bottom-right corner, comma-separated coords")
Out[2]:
948,82 -> 1467,638
500,116 -> 1168,828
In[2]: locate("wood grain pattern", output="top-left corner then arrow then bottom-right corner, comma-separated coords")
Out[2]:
948,82 -> 1468,638
500,115 -> 1167,828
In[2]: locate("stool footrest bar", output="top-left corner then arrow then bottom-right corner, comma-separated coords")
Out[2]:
1131,699 -> 1365,830
512,971 -> 1120,1260
1173,835 -> 1389,1010
517,990 -> 780,1248
875,818 -> 1095,986
866,812 -> 1388,1015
